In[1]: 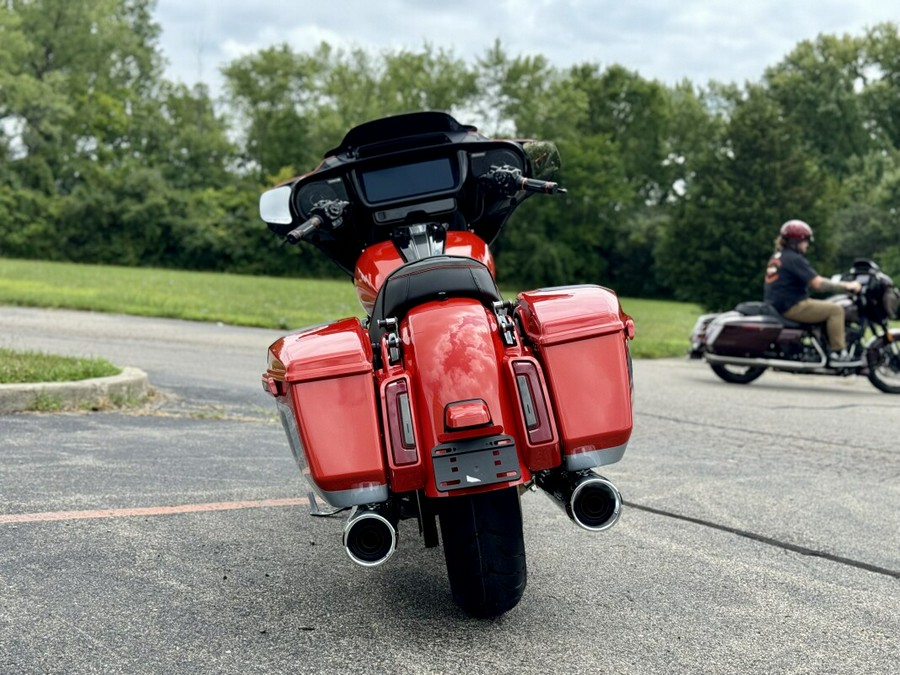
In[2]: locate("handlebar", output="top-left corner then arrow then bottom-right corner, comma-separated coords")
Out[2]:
282,199 -> 349,246
481,165 -> 566,196
518,176 -> 566,194
284,215 -> 323,245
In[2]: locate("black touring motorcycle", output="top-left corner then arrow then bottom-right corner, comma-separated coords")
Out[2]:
689,259 -> 900,393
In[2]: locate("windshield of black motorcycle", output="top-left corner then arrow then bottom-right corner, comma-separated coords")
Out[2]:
359,157 -> 457,204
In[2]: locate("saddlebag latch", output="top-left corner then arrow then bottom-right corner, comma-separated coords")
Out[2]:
492,300 -> 518,347
378,317 -> 402,365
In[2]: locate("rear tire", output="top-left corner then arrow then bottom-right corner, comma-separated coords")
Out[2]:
437,487 -> 526,618
866,337 -> 900,394
710,363 -> 767,384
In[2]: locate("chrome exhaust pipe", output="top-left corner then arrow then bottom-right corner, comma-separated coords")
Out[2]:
535,470 -> 622,532
342,506 -> 397,567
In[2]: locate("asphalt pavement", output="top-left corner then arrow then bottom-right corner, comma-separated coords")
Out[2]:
1,306 -> 898,674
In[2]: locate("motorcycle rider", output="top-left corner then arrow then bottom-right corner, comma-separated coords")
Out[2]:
764,220 -> 862,364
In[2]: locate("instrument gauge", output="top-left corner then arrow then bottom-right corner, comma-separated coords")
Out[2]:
295,178 -> 348,219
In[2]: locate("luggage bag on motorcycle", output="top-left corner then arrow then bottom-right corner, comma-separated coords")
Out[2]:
516,285 -> 633,470
705,313 -> 784,357
263,318 -> 387,507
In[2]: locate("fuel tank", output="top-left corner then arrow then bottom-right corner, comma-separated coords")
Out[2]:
354,231 -> 495,315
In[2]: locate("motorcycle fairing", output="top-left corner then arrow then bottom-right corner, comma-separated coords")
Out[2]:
264,112 -> 534,275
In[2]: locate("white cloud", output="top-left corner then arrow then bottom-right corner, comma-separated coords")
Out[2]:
153,0 -> 898,96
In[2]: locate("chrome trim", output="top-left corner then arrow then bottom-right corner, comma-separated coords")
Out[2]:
395,223 -> 446,262
342,508 -> 397,567
315,483 -> 389,509
564,442 -> 627,471
276,399 -> 308,472
570,475 -> 622,532
534,470 -> 623,532
704,340 -> 828,371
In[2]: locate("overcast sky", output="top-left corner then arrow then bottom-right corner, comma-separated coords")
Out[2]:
153,0 -> 896,97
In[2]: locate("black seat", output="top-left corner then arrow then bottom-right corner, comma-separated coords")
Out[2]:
734,301 -> 804,328
369,256 -> 502,346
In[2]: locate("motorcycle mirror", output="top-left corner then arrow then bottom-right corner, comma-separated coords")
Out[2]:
259,185 -> 293,225
522,140 -> 562,180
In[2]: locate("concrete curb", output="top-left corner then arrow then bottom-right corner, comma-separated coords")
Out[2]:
0,367 -> 150,414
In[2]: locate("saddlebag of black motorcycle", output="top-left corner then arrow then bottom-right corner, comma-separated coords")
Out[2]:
516,285 -> 633,471
262,318 -> 387,508
706,313 -> 785,357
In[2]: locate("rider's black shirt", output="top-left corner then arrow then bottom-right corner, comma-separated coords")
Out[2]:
763,247 -> 817,314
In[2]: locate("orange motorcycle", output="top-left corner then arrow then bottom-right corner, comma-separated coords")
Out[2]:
259,112 -> 635,616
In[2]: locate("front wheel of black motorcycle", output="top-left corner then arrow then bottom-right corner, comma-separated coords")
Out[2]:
438,486 -> 526,618
710,363 -> 767,384
866,337 -> 900,394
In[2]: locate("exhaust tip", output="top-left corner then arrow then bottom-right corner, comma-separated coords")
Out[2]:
342,510 -> 397,567
570,477 -> 622,532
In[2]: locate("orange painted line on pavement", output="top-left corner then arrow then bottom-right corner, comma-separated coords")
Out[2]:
0,497 -> 310,524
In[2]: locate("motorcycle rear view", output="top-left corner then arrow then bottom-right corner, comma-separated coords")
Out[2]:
258,112 -> 635,616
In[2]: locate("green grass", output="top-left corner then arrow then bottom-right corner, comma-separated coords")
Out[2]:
0,258 -> 362,330
0,347 -> 120,384
0,257 -> 702,359
620,297 -> 704,358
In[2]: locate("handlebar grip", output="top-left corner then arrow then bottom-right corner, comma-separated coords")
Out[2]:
518,177 -> 566,194
284,215 -> 323,245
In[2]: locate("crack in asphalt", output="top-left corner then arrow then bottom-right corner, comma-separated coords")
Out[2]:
625,500 -> 900,580
636,411 -> 892,455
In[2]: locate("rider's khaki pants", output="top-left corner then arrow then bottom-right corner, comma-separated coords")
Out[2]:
783,299 -> 846,351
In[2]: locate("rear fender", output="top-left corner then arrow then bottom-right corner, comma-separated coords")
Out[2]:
400,298 -> 529,498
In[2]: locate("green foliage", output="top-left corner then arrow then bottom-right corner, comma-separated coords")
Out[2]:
222,42 -> 480,179
764,32 -> 872,178
861,24 -> 900,151
1,7 -> 900,310
657,87 -> 826,310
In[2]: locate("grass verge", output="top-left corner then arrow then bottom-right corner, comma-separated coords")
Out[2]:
0,257 -> 704,359
0,347 -> 120,384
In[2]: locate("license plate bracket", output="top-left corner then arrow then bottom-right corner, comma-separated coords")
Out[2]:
432,435 -> 520,492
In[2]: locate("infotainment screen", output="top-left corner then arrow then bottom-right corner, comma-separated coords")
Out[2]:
359,157 -> 457,204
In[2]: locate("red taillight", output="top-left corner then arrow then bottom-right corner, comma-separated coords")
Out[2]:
512,360 -> 554,444
384,379 -> 418,466
444,399 -> 491,429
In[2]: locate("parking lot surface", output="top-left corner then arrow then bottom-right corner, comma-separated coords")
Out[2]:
1,306 -> 898,674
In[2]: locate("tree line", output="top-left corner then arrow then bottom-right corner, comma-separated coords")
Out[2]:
2,0 -> 899,310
